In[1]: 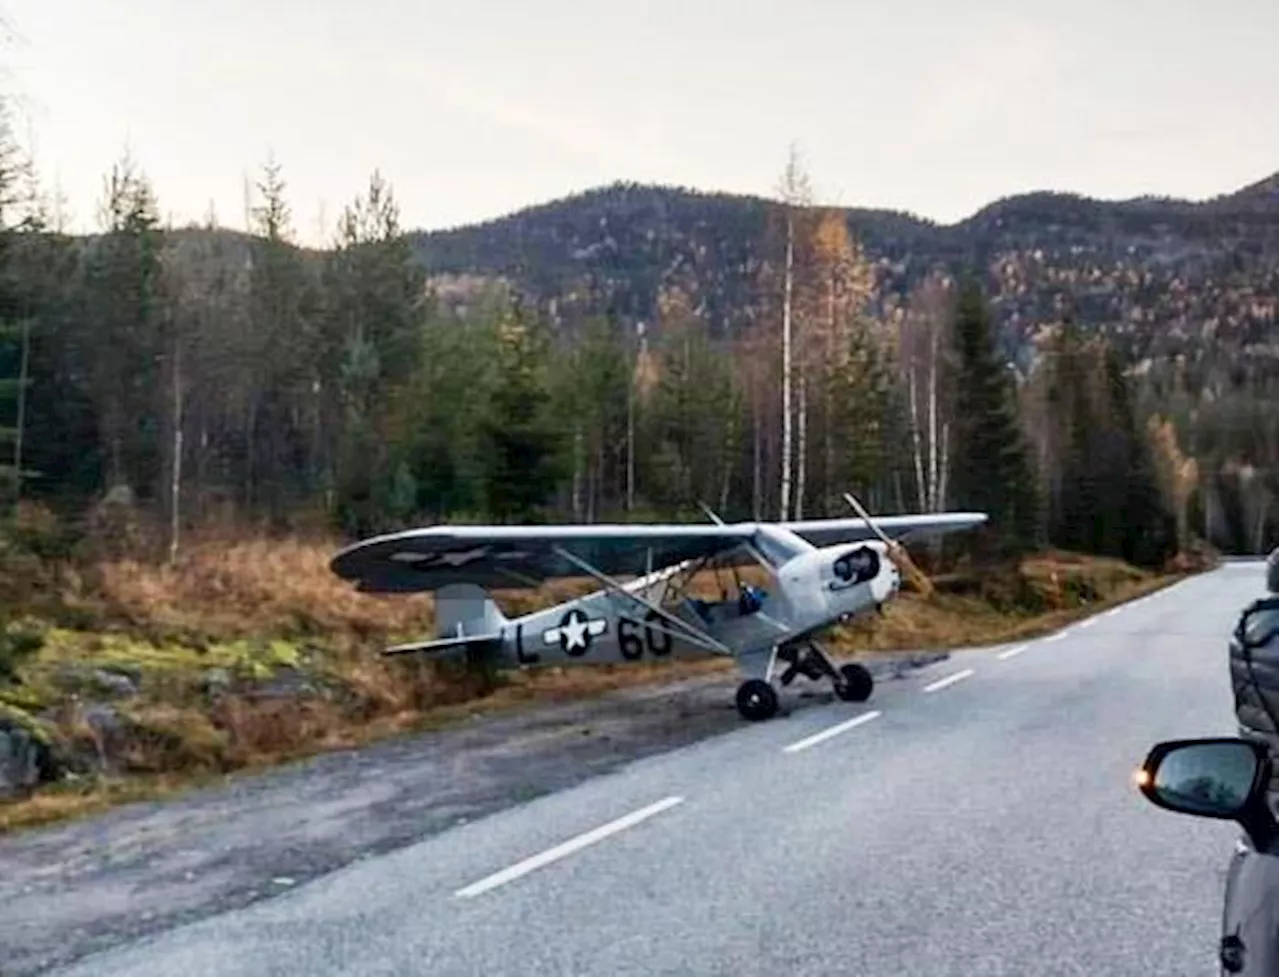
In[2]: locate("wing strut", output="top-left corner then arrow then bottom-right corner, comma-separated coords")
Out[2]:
551,545 -> 734,655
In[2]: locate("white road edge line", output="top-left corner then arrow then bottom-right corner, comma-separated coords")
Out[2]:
783,710 -> 881,754
997,643 -> 1029,661
1105,607 -> 1124,618
454,796 -> 684,899
923,668 -> 975,693
1076,617 -> 1098,629
1042,631 -> 1068,643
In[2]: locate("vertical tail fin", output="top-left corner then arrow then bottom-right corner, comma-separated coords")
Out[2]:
435,583 -> 509,641
383,583 -> 508,657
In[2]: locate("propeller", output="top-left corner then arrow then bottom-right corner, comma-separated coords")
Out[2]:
842,491 -> 937,600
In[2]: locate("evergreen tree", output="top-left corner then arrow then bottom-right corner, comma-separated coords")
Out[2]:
1104,348 -> 1176,566
322,170 -> 426,534
386,298 -> 504,520
826,315 -> 894,508
480,305 -> 565,523
1046,319 -> 1098,553
0,317 -> 28,510
245,155 -> 317,523
643,286 -> 739,517
547,314 -> 632,520
79,152 -> 163,498
947,276 -> 1040,555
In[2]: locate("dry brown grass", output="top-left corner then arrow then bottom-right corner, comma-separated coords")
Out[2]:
0,532 -> 1192,834
93,536 -> 433,645
80,530 -> 986,650
832,549 -> 1171,653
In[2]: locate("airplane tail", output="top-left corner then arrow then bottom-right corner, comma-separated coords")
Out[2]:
383,583 -> 508,658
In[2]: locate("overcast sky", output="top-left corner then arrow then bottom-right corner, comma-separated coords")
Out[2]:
3,0 -> 1276,246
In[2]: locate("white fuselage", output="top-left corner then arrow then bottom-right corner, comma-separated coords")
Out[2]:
493,530 -> 901,670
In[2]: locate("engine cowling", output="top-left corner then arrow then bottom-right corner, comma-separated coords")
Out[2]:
774,541 -> 900,635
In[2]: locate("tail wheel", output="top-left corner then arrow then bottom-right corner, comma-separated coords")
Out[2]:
835,662 -> 874,702
736,679 -> 780,721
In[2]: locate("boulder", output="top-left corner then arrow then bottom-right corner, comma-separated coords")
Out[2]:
0,709 -> 60,797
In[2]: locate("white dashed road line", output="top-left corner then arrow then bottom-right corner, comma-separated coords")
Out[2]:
783,710 -> 881,754
997,643 -> 1029,661
454,796 -> 684,899
923,668 -> 975,693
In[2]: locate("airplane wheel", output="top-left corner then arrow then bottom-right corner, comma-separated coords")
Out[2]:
835,662 -> 874,703
736,679 -> 779,721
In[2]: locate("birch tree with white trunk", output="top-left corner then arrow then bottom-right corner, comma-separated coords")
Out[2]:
898,271 -> 955,513
774,144 -> 813,520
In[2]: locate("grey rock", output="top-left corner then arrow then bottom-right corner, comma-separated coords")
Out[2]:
89,670 -> 139,699
0,717 -> 56,797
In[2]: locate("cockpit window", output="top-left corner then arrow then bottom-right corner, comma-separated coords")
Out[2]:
749,525 -> 812,568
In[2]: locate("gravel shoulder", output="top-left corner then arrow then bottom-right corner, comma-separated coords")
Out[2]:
1,652 -> 945,976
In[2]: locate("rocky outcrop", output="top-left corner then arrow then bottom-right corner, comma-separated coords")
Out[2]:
0,707 -> 61,797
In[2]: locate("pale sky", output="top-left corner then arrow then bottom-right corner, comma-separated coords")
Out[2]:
2,0 -> 1276,247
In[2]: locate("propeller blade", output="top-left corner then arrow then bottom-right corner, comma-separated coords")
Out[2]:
842,492 -> 896,547
842,491 -> 936,600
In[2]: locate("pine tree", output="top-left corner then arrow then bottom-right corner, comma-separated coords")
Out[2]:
0,317 -> 30,510
80,152 -> 163,498
480,306 -> 566,523
948,276 -> 1040,555
1104,348 -> 1176,566
1046,319 -> 1099,553
826,315 -> 894,506
323,170 -> 427,533
245,155 -> 318,523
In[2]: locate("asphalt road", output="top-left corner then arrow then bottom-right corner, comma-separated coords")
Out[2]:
40,563 -> 1264,977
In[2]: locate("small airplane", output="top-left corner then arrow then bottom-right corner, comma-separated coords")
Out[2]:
329,495 -> 987,721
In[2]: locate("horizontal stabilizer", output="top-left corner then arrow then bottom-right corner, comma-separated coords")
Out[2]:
383,632 -> 503,658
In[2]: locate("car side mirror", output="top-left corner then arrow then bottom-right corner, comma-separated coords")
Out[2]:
1135,738 -> 1277,853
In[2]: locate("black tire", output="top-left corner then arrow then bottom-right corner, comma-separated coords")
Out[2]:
835,662 -> 874,702
736,679 -> 780,721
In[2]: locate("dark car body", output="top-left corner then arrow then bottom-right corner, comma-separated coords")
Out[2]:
1136,736 -> 1276,976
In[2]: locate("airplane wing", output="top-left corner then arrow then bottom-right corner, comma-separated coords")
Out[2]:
330,524 -> 757,593
780,512 -> 988,548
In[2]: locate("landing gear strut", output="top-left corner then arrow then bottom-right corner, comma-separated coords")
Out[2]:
734,645 -> 875,720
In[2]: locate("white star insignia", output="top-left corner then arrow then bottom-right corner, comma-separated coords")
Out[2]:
542,610 -> 607,652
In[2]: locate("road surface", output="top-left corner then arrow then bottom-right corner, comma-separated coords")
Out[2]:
30,563 -> 1265,976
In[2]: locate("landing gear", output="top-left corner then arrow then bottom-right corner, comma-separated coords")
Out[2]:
734,643 -> 874,721
773,642 -> 875,705
735,679 -> 779,721
834,662 -> 874,702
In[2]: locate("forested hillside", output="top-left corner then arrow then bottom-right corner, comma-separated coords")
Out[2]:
0,121 -> 1275,568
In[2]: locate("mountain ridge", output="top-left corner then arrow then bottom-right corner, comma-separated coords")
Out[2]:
406,171 -> 1278,239
401,171 -> 1277,364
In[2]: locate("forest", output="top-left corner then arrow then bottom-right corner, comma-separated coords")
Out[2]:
0,124 -> 1275,580
0,105 -> 1275,821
